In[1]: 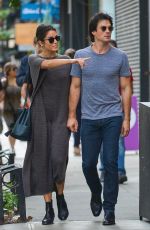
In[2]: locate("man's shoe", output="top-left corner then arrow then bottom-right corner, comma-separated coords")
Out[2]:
42,201 -> 55,225
118,172 -> 128,184
103,211 -> 115,225
56,194 -> 69,220
90,193 -> 102,217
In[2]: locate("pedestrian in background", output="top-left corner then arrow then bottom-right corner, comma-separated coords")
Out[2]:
1,62 -> 21,153
67,12 -> 132,225
64,48 -> 81,156
20,37 -> 41,108
22,24 -> 89,225
16,54 -> 29,87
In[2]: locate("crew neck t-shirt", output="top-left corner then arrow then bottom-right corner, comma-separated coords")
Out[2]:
70,46 -> 130,120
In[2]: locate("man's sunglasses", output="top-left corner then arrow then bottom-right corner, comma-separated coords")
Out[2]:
100,26 -> 113,32
45,35 -> 61,44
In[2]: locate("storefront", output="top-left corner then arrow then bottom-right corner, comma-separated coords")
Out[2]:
60,0 -> 98,51
18,0 -> 61,50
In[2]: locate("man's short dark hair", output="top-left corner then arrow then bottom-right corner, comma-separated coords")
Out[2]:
89,12 -> 113,42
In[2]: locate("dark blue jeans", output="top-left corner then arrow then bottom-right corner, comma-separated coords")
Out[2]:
81,116 -> 122,211
100,135 -> 126,174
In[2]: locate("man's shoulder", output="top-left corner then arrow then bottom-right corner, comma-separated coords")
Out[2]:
76,46 -> 91,56
111,47 -> 128,57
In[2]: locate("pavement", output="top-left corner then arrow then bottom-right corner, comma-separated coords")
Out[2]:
0,119 -> 150,229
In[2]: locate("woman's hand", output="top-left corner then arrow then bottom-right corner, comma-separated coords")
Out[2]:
20,83 -> 31,108
73,57 -> 90,68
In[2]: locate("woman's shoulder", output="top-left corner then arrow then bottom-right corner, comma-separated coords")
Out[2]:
28,54 -> 36,59
28,54 -> 39,62
28,54 -> 45,67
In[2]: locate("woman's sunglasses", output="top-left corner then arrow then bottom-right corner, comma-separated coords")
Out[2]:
100,26 -> 113,32
45,35 -> 61,44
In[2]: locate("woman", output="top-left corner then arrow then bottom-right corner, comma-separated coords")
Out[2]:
2,62 -> 21,153
22,24 -> 88,225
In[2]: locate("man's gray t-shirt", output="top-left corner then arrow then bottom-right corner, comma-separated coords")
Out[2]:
70,46 -> 130,120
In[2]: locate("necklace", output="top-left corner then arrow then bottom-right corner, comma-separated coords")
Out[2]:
40,53 -> 58,59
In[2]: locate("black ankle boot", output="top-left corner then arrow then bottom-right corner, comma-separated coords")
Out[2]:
56,194 -> 69,220
42,201 -> 55,225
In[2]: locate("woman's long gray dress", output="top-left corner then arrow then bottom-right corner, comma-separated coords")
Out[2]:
22,54 -> 71,196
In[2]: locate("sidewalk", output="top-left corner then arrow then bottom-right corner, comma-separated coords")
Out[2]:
1,128 -> 150,229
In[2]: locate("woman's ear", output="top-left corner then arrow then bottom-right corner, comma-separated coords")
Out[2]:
38,41 -> 44,47
92,31 -> 96,36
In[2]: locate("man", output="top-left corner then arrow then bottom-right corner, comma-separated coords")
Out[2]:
99,39 -> 134,184
67,12 -> 132,225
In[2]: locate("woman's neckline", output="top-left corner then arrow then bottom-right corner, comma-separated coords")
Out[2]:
38,54 -> 59,59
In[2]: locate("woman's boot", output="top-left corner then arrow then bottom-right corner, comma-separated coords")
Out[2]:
42,201 -> 55,225
56,194 -> 69,220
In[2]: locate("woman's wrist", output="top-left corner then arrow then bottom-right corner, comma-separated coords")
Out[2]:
70,59 -> 76,64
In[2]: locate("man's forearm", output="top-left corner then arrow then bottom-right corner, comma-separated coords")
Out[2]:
68,84 -> 80,119
122,86 -> 132,120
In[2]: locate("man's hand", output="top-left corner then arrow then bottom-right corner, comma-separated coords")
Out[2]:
121,119 -> 130,137
67,117 -> 78,132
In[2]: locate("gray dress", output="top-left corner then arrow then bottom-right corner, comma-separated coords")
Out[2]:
22,54 -> 71,196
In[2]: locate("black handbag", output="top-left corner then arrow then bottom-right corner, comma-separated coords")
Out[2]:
9,107 -> 31,141
5,74 -> 32,141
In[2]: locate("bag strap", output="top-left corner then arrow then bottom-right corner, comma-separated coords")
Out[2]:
23,67 -> 30,108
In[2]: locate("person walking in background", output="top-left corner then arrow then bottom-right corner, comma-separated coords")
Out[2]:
64,48 -> 81,156
22,24 -> 89,225
99,39 -> 134,184
20,37 -> 41,108
67,13 -> 132,225
16,54 -> 29,87
1,62 -> 21,153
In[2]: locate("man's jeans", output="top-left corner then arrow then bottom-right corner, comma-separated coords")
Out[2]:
81,116 -> 122,211
100,136 -> 126,174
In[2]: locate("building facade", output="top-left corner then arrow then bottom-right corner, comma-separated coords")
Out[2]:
115,0 -> 140,101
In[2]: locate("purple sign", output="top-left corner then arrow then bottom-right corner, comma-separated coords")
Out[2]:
125,96 -> 139,150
